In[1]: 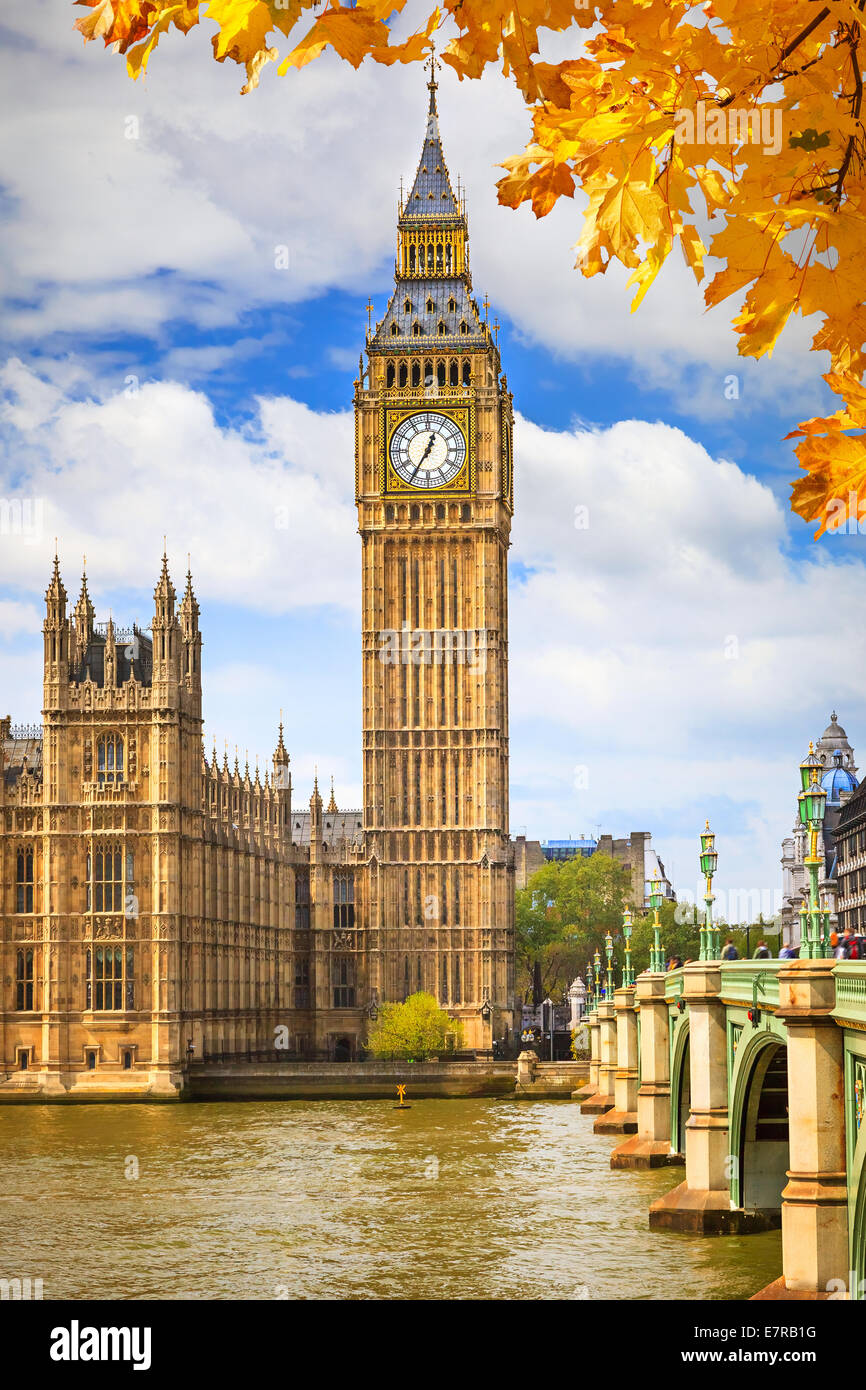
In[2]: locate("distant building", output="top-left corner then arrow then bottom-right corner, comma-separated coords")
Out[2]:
780,713 -> 859,947
513,829 -> 675,908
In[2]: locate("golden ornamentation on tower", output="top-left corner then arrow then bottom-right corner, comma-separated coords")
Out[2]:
355,60 -> 516,1049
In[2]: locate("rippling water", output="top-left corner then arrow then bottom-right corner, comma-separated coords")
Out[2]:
0,1099 -> 781,1300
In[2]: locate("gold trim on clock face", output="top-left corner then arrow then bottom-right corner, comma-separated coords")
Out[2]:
389,410 -> 466,489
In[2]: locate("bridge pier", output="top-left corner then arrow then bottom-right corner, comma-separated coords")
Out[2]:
581,1000 -> 615,1115
612,972 -> 682,1168
650,961 -> 757,1233
595,985 -> 638,1134
754,959 -> 849,1300
572,1009 -> 598,1101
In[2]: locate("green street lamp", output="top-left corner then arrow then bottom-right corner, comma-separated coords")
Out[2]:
586,960 -> 594,1011
622,907 -> 635,987
699,820 -> 719,960
649,876 -> 665,972
797,742 -> 829,959
604,930 -> 614,999
593,948 -> 602,1007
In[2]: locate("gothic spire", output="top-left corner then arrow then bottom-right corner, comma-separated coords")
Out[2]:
327,776 -> 338,815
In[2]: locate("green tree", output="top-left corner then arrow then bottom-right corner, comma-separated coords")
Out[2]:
515,854 -> 631,1002
365,992 -> 464,1060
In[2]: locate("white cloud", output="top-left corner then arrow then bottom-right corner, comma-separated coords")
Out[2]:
1,358 -> 863,898
0,360 -> 355,613
0,0 -> 829,419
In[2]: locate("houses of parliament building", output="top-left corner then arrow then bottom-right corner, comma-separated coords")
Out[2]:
0,69 -> 517,1097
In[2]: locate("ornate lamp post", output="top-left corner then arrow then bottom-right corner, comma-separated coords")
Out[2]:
585,960 -> 594,1010
593,948 -> 602,1006
699,820 -> 719,960
649,876 -> 665,972
798,742 -> 828,959
604,930 -> 614,998
622,907 -> 635,987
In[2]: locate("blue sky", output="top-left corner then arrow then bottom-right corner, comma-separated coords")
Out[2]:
1,0 -> 864,907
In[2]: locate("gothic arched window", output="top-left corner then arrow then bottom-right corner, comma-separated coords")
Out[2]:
386,362 -> 395,387
399,363 -> 408,387
437,361 -> 446,386
90,843 -> 130,913
97,733 -> 124,785
449,359 -> 458,386
409,245 -> 416,272
411,362 -> 421,387
403,955 -> 410,1001
441,957 -> 449,1004
462,360 -> 471,386
16,849 -> 34,914
16,948 -> 34,1010
332,955 -> 356,1008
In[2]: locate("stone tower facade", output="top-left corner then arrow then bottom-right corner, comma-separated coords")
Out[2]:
355,65 -> 516,1048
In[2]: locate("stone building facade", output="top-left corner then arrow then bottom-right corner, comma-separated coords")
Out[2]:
0,72 -> 515,1097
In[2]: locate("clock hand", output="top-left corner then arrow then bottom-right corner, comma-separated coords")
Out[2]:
409,431 -> 438,481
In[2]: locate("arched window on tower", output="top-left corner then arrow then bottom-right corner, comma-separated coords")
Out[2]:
441,958 -> 449,1004
446,244 -> 453,273
411,362 -> 421,387
437,361 -> 446,386
16,849 -> 34,914
409,245 -> 416,272
424,360 -> 433,386
426,244 -> 434,272
459,320 -> 469,335
97,733 -> 124,785
437,321 -> 446,337
449,359 -> 458,386
404,296 -> 411,313
386,362 -> 395,387
436,242 -> 443,272
412,321 -> 421,337
426,297 -> 434,314
399,363 -> 408,387
454,957 -> 461,1005
16,948 -> 34,1010
462,360 -> 471,386
390,323 -> 399,338
448,296 -> 456,314
403,955 -> 410,1002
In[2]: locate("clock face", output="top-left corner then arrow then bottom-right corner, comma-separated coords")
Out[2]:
389,411 -> 467,489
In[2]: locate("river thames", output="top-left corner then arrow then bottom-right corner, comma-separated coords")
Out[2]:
1,1098 -> 781,1300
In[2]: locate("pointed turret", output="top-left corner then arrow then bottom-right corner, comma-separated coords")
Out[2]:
152,547 -> 181,700
43,550 -> 69,698
179,564 -> 202,698
327,776 -> 338,815
72,559 -> 95,662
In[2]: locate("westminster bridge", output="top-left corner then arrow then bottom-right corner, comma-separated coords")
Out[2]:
571,956 -> 866,1299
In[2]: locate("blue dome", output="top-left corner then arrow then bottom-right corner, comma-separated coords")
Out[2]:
821,765 -> 859,805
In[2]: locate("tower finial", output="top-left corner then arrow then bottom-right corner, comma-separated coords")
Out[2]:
426,38 -> 439,114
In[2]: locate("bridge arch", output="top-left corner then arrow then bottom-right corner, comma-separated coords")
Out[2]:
669,1018 -> 690,1157
729,1028 -> 788,1220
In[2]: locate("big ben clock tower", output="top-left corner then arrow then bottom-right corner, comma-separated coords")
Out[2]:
355,58 -> 515,1049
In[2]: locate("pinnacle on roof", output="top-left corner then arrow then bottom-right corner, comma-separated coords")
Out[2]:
46,550 -> 66,604
327,776 -> 338,814
401,48 -> 461,223
154,545 -> 176,608
274,719 -> 289,764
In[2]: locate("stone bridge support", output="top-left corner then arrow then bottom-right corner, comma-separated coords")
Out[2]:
612,972 -> 682,1169
596,985 -> 638,1134
582,1000 -> 615,1115
649,961 -> 740,1232
754,960 -> 848,1299
572,1009 -> 598,1101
